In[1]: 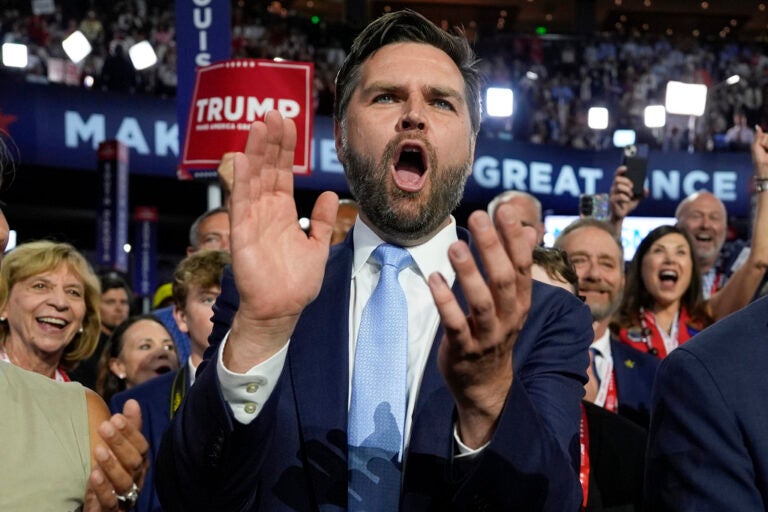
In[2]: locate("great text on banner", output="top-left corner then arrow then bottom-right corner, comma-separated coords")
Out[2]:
179,58 -> 314,177
96,140 -> 129,273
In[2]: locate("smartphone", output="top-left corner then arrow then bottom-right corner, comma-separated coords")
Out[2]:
622,144 -> 649,200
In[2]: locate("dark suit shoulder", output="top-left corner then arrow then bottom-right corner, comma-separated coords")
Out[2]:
671,295 -> 768,368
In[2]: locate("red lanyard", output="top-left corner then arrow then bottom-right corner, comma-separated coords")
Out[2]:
619,307 -> 694,358
593,355 -> 618,412
709,271 -> 722,297
579,402 -> 591,511
639,307 -> 693,358
603,370 -> 618,413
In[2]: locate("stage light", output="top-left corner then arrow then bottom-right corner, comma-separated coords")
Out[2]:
128,41 -> 157,70
486,87 -> 514,117
644,105 -> 666,128
62,30 -> 92,64
588,107 -> 609,130
665,81 -> 708,116
613,129 -> 636,147
2,43 -> 28,68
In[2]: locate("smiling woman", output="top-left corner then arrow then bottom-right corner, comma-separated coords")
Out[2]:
0,240 -> 101,380
612,225 -> 713,359
97,314 -> 179,402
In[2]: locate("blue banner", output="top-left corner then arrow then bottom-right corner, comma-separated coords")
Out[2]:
0,81 -> 756,218
133,207 -> 158,298
175,0 -> 231,173
95,140 -> 129,272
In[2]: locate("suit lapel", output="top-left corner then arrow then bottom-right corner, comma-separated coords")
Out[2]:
289,228 -> 482,502
409,228 -> 479,458
289,241 -> 353,504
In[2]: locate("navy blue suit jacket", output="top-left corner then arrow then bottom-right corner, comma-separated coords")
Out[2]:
155,229 -> 593,511
112,368 -> 190,512
611,339 -> 659,428
646,295 -> 768,511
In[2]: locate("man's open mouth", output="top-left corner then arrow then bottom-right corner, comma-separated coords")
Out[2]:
393,142 -> 427,191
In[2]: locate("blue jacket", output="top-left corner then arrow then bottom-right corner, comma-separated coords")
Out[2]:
155,229 -> 593,511
646,296 -> 768,510
611,339 -> 660,428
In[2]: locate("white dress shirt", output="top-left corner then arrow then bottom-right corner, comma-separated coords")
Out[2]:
216,216 -> 459,451
589,328 -> 613,408
188,358 -> 198,387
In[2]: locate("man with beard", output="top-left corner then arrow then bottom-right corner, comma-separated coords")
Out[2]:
555,218 -> 659,428
156,10 -> 591,511
609,130 -> 768,321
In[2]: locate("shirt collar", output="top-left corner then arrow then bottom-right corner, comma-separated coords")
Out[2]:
590,327 -> 612,359
352,216 -> 458,282
188,358 -> 198,386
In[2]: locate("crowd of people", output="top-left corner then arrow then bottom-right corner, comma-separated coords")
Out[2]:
3,7 -> 768,511
2,1 -> 767,151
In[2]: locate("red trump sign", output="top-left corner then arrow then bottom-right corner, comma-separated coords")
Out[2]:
179,58 -> 314,177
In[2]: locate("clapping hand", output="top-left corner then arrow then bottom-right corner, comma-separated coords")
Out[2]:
85,399 -> 149,511
429,204 -> 537,448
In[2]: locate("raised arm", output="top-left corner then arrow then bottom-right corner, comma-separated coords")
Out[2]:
223,111 -> 338,372
707,126 -> 768,320
608,165 -> 645,237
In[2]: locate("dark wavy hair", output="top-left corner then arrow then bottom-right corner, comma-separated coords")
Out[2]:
96,314 -> 173,402
613,224 -> 712,331
333,9 -> 483,135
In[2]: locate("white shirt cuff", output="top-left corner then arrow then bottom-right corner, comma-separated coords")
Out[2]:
216,331 -> 289,424
453,424 -> 490,459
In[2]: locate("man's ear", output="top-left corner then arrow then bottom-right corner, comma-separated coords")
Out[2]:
334,119 -> 345,165
172,305 -> 190,334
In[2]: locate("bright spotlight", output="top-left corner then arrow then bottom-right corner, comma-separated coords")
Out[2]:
644,105 -> 666,128
613,129 -> 636,147
665,81 -> 708,116
486,87 -> 514,117
726,74 -> 740,85
2,43 -> 28,68
128,41 -> 157,70
62,30 -> 92,64
588,107 -> 609,130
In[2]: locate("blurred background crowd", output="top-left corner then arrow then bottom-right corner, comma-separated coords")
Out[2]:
3,0 -> 768,151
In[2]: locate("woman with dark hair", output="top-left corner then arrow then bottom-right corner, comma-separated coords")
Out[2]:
613,225 -> 713,358
97,314 -> 178,403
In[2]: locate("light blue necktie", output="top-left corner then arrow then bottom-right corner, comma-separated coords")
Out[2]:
348,244 -> 412,512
